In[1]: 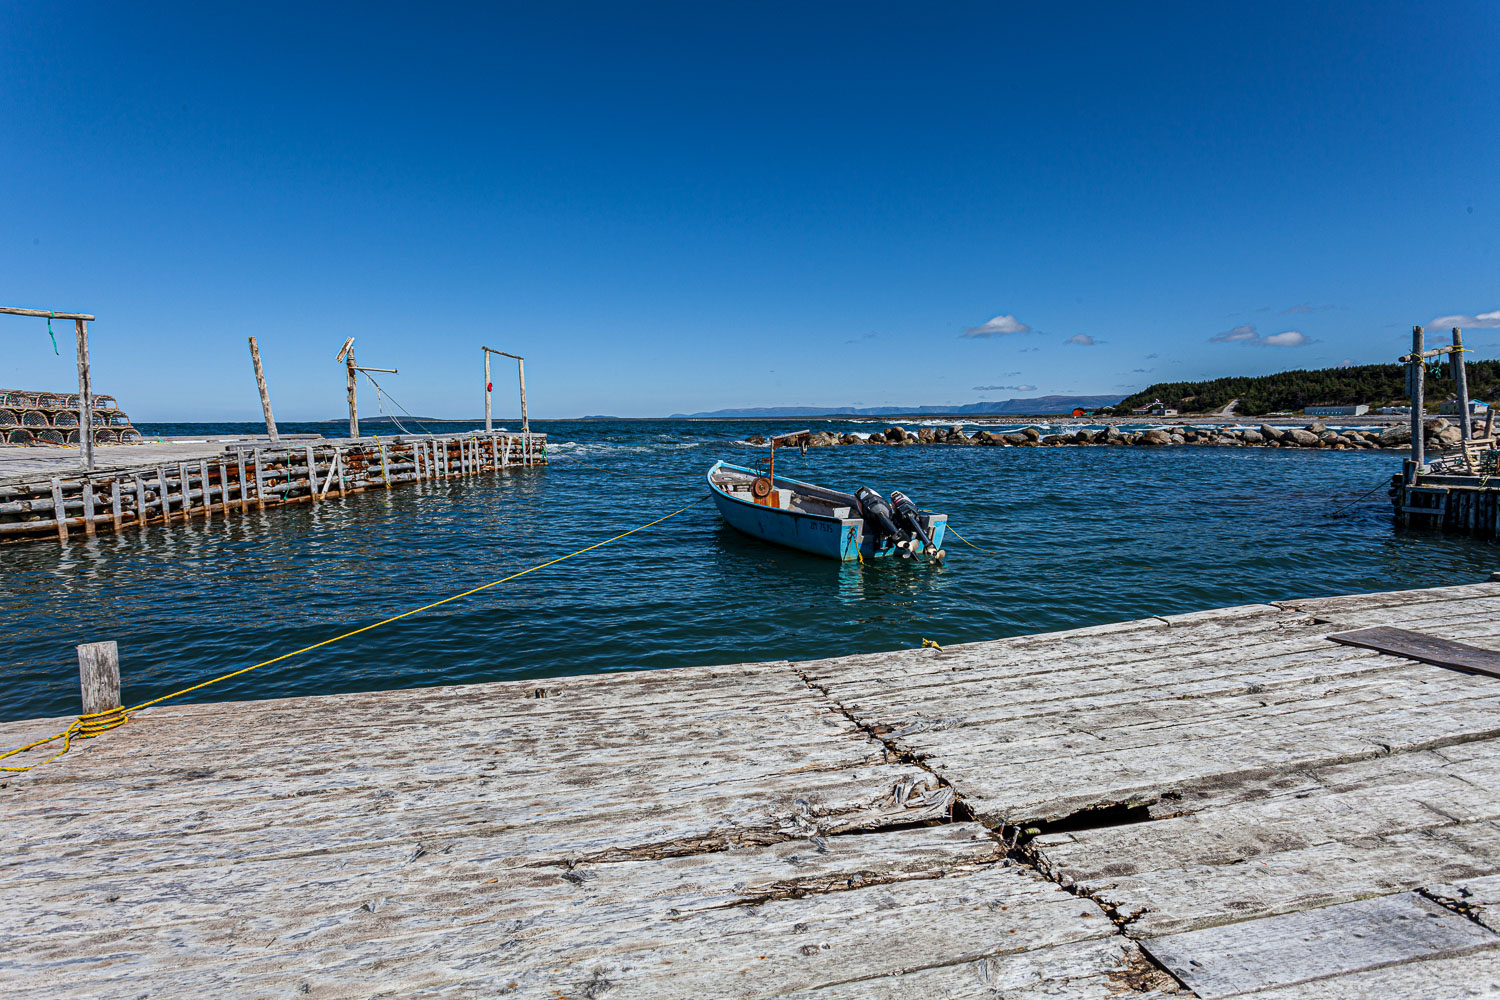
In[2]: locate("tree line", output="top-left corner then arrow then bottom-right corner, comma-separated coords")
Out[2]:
1107,360 -> 1500,416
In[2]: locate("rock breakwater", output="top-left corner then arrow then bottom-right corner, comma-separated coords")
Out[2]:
746,419 -> 1465,452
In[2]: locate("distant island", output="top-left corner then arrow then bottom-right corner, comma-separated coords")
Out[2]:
668,395 -> 1124,419
1112,361 -> 1499,416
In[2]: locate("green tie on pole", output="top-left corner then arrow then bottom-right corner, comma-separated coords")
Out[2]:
46,311 -> 58,355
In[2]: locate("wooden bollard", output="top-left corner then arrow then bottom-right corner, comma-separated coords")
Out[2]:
77,641 -> 121,716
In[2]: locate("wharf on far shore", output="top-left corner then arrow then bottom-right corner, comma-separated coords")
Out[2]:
5,581 -> 1500,998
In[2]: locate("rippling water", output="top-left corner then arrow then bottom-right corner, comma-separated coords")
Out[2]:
2,418 -> 1494,723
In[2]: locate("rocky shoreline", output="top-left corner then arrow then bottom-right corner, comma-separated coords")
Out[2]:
747,419 -> 1465,451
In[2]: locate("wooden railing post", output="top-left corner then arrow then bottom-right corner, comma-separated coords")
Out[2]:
77,641 -> 120,716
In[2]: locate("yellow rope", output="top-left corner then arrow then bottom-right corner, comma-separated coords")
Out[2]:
946,526 -> 997,555
0,497 -> 707,772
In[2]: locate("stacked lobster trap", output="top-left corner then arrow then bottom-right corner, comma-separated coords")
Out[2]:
0,388 -> 143,447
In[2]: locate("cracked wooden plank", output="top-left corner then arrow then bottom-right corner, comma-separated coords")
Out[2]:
1140,893 -> 1498,999
1073,821 -> 1500,936
1035,740 -> 1500,881
766,938 -> 1184,998
1228,949 -> 1500,999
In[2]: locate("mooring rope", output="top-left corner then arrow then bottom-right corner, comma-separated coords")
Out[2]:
0,496 -> 708,772
946,525 -> 997,554
1328,475 -> 1394,519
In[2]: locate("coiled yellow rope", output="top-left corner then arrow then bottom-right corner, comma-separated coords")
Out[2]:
0,497 -> 706,772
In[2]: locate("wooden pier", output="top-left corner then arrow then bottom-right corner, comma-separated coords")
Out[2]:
4,580 -> 1500,997
0,430 -> 545,545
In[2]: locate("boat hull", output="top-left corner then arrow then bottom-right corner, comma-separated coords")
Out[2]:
707,461 -> 946,562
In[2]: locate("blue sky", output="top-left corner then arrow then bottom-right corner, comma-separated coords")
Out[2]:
2,2 -> 1498,419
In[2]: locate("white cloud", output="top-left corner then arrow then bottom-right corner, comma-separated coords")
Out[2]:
1210,324 -> 1310,347
1338,358 -> 1355,368
1064,334 -> 1096,346
1430,310 -> 1500,329
962,314 -> 1031,338
973,384 -> 1037,392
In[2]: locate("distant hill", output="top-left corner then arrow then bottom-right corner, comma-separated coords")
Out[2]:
1112,361 -> 1500,416
669,395 -> 1124,418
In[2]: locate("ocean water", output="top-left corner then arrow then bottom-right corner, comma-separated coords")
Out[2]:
1,418 -> 1494,724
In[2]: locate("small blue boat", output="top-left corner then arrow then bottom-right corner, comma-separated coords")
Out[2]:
707,448 -> 947,563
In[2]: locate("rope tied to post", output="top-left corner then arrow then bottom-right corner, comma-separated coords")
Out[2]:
0,497 -> 708,772
45,311 -> 58,355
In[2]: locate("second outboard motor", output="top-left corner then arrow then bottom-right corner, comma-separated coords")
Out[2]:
890,490 -> 945,562
854,487 -> 905,547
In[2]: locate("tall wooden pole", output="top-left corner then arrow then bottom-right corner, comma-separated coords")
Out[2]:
517,356 -> 529,435
1410,325 -> 1425,479
75,319 -> 94,471
346,347 -> 359,439
1452,327 -> 1472,440
247,337 -> 280,444
484,350 -> 492,433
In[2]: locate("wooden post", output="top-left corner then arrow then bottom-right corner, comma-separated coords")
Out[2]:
200,460 -> 212,520
249,449 -> 263,507
484,350 -> 492,434
77,641 -> 120,716
75,318 -> 94,472
110,479 -> 122,531
248,337 -> 280,445
305,445 -> 319,499
1410,326 -> 1425,479
1453,328 -> 1473,441
178,462 -> 191,516
155,467 -> 172,522
134,473 -> 147,528
335,338 -> 360,440
378,439 -> 392,489
218,461 -> 230,513
517,356 -> 529,437
51,476 -> 68,542
82,478 -> 96,535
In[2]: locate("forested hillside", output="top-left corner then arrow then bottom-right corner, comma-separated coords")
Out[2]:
1111,361 -> 1500,416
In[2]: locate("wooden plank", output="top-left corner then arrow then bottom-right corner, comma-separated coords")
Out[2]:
109,479 -> 121,530
177,461 -> 191,516
217,461 -> 229,514
318,449 -> 341,500
199,460 -> 211,520
304,445 -> 318,499
49,476 -> 66,541
80,478 -> 95,535
1140,893 -> 1498,999
154,466 -> 171,522
236,450 -> 249,510
1228,948 -> 1500,999
133,473 -> 147,528
252,448 -> 267,508
1428,872 -> 1500,932
378,439 -> 391,489
1328,626 -> 1500,679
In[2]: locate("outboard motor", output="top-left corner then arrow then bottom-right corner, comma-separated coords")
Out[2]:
854,487 -> 906,549
890,490 -> 945,562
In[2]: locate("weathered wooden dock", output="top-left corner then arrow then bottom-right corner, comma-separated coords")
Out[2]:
4,581 -> 1500,997
0,430 -> 545,544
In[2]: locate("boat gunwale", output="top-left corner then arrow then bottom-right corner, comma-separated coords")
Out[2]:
706,461 -> 859,525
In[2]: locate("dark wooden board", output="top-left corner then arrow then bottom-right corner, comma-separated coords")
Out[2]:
1327,625 -> 1500,679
